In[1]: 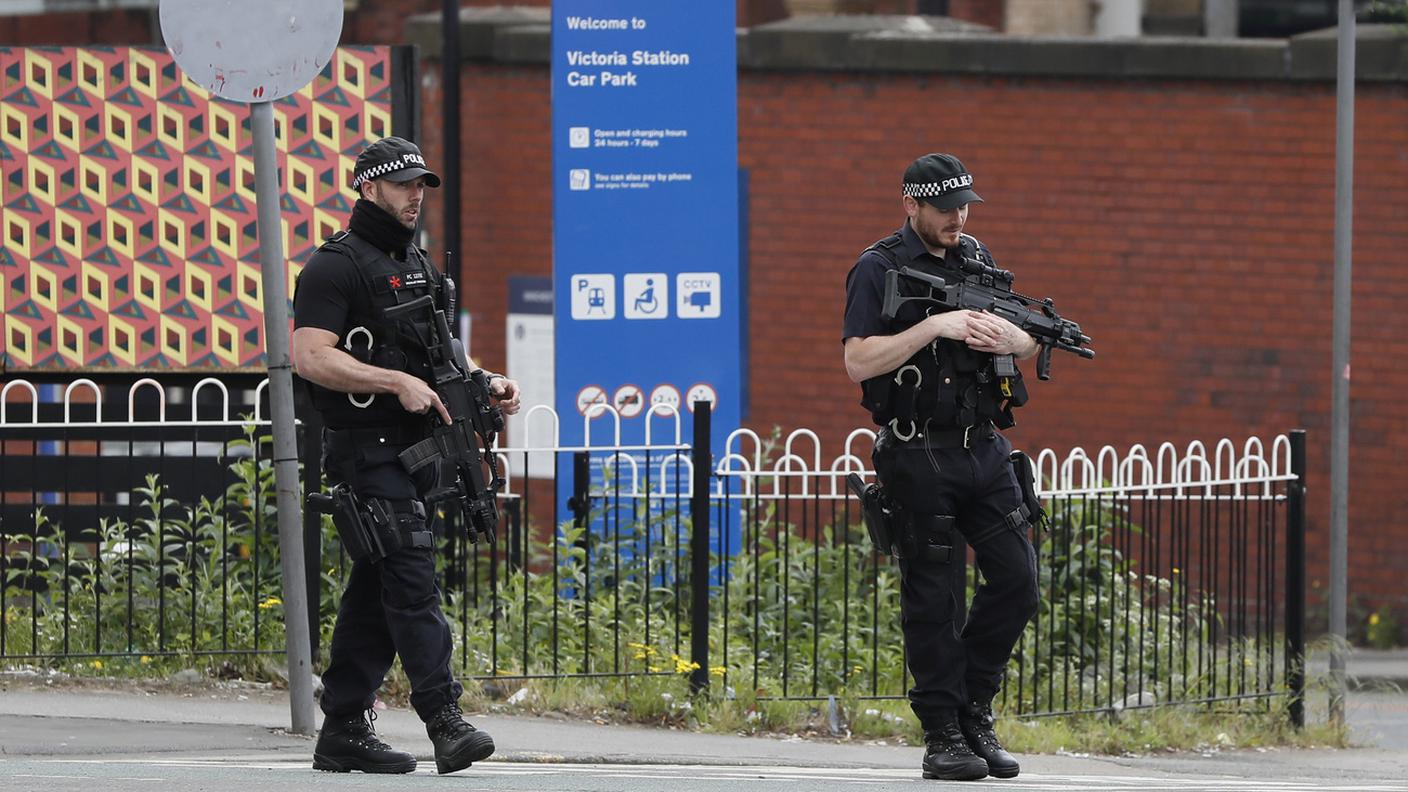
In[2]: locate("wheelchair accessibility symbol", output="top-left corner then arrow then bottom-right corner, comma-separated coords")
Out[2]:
624,273 -> 668,319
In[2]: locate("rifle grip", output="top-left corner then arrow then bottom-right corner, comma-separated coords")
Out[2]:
1036,346 -> 1053,381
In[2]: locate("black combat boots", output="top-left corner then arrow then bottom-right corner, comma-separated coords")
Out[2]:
959,700 -> 1020,778
426,700 -> 496,774
921,713 -> 989,781
312,710 -> 416,774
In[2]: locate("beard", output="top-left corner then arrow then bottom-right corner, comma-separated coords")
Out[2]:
372,190 -> 419,229
914,213 -> 961,250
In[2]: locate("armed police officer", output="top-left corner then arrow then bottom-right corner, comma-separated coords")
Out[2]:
292,136 -> 521,775
843,154 -> 1040,781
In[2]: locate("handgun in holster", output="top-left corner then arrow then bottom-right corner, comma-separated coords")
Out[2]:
308,483 -> 392,563
1009,450 -> 1047,528
846,473 -> 908,558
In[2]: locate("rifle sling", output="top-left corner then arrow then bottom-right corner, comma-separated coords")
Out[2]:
399,435 -> 446,473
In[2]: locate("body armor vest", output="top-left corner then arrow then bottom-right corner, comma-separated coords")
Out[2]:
306,230 -> 447,429
857,230 -> 1027,435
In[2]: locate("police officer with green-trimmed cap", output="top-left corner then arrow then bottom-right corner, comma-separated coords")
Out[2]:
292,135 -> 521,775
842,153 -> 1040,781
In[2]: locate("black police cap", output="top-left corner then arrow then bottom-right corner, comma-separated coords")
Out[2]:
352,136 -> 442,190
902,153 -> 982,210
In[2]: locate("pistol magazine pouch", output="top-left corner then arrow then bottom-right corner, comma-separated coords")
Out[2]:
911,512 -> 957,564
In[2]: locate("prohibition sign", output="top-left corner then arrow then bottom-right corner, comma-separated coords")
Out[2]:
576,384 -> 608,416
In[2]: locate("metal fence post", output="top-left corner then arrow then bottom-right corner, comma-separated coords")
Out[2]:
1286,429 -> 1307,729
570,452 -> 590,524
689,401 -> 711,695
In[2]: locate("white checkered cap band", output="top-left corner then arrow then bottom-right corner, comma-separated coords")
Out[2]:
903,172 -> 974,198
352,160 -> 408,189
903,182 -> 945,198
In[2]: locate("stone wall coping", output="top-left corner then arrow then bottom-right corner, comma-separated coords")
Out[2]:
405,8 -> 1408,83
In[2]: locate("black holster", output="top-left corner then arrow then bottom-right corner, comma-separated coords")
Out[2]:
1010,450 -> 1046,528
847,473 -> 907,558
308,484 -> 430,563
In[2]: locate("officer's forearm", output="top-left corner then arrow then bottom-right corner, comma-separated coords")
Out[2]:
298,343 -> 414,397
844,320 -> 939,383
1016,333 -> 1040,360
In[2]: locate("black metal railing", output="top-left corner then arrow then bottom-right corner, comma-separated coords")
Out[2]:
2,377 -> 1307,722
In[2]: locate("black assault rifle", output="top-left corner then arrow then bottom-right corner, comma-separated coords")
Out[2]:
882,262 -> 1094,380
384,286 -> 504,543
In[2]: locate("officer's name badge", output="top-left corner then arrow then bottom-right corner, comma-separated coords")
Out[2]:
387,271 -> 428,290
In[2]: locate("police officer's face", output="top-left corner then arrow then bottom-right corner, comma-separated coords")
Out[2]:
367,177 -> 428,229
905,196 -> 968,251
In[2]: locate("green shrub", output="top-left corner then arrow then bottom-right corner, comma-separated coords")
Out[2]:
2,429 -> 1295,726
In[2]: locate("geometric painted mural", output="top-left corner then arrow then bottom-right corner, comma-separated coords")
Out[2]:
0,46 -> 395,371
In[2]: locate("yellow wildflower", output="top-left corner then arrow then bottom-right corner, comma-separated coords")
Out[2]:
89,660 -> 103,670
672,654 -> 700,675
709,665 -> 726,678
259,596 -> 282,610
140,656 -> 152,665
1369,613 -> 1380,626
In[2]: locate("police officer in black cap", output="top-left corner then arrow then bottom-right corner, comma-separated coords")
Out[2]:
292,136 -> 521,775
843,153 -> 1040,781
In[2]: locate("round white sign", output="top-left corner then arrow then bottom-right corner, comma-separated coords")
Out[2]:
160,0 -> 344,102
686,383 -> 718,413
649,384 -> 681,414
613,384 -> 645,418
576,385 -> 608,416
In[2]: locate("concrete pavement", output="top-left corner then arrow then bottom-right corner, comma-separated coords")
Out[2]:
1,670 -> 1407,788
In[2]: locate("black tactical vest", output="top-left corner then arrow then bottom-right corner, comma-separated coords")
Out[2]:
305,230 -> 447,429
856,230 -> 1027,436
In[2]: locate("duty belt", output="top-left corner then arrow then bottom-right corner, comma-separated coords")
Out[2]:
325,423 -> 428,446
889,420 -> 996,450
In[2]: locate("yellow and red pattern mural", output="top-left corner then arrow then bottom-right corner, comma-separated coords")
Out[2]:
1,46 -> 397,371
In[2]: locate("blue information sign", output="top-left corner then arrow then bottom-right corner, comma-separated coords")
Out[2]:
551,1 -> 741,458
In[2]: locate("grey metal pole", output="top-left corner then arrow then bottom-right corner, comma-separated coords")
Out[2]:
442,0 -> 462,287
1328,0 -> 1354,728
251,100 -> 317,736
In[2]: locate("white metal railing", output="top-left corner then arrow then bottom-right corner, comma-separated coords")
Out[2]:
2,376 -> 1299,502
0,376 -> 278,428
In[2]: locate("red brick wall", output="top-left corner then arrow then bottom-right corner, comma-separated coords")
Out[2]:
344,0 -> 441,43
421,64 -> 1408,618
0,11 -> 154,45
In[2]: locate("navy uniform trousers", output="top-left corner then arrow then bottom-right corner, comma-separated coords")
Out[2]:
318,427 -> 463,722
872,427 -> 1040,730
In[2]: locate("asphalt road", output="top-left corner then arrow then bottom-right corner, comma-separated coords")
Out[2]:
2,676 -> 1406,792
3,757 -> 1407,792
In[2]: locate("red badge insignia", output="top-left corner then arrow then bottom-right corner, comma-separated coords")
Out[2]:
389,275 -> 402,288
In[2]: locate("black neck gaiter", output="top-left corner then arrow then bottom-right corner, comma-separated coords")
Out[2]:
349,198 -> 416,254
